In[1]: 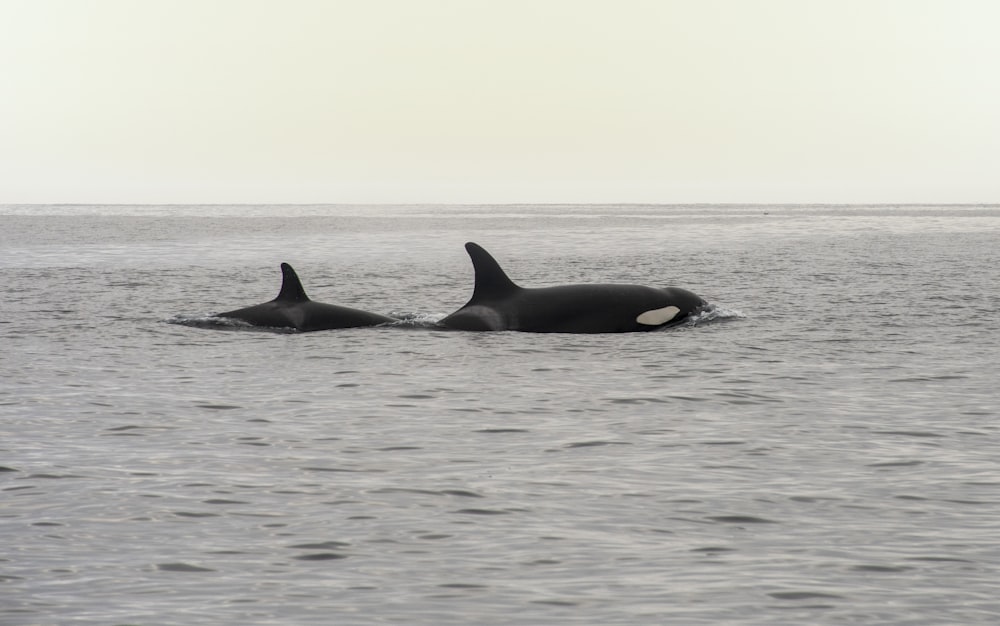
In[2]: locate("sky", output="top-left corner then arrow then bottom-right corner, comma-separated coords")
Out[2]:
2,0 -> 999,205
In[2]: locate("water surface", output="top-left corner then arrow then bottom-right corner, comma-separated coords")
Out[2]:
2,204 -> 999,624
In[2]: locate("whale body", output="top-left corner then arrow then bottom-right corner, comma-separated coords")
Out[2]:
439,242 -> 706,333
216,263 -> 396,331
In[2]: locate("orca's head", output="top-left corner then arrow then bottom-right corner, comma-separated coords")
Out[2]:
664,287 -> 707,313
634,287 -> 707,328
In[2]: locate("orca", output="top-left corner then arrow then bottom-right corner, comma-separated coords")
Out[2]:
439,242 -> 707,333
216,263 -> 397,331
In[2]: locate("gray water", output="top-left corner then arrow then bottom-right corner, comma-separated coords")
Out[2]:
2,204 -> 998,625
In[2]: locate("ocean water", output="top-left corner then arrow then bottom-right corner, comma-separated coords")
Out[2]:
1,203 -> 998,625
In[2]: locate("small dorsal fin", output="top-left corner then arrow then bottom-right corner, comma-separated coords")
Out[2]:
465,242 -> 519,301
275,262 -> 310,302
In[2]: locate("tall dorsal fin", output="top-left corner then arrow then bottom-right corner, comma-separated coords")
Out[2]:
274,262 -> 310,302
465,242 -> 519,301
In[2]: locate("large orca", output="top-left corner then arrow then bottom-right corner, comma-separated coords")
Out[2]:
216,263 -> 397,331
439,242 -> 707,333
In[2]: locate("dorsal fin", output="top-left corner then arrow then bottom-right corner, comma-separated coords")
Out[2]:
274,262 -> 310,302
466,242 -> 519,301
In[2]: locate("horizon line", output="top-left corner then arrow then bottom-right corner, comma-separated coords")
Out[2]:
3,201 -> 999,208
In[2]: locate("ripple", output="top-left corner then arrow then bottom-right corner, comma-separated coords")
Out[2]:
691,546 -> 735,553
890,375 -> 968,382
302,467 -> 384,473
714,390 -> 783,404
851,564 -> 913,573
531,599 -> 580,607
769,591 -> 843,601
371,487 -> 440,496
453,508 -> 511,515
23,473 -> 84,479
789,496 -> 840,503
156,562 -> 215,572
867,460 -> 923,467
293,553 -> 348,561
440,489 -> 483,498
288,541 -> 351,550
706,515 -> 778,524
476,428 -> 529,433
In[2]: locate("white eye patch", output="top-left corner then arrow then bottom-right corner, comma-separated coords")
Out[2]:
636,305 -> 680,326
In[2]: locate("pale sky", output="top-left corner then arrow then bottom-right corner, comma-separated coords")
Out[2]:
2,0 -> 998,204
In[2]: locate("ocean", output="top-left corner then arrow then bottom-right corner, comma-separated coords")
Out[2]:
2,203 -> 998,625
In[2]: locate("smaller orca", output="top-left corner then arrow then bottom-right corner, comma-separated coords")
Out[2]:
216,263 -> 397,331
440,242 -> 707,333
